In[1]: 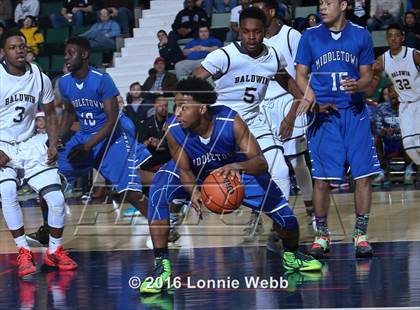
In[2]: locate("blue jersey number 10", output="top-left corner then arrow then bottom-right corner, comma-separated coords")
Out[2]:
81,112 -> 96,126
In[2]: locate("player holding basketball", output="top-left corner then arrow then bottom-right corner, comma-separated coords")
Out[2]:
295,0 -> 381,258
193,7 -> 316,201
367,24 -> 420,165
0,30 -> 77,277
139,77 -> 321,294
253,0 -> 315,222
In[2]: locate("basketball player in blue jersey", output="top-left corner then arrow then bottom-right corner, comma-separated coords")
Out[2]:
32,37 -> 151,230
139,77 -> 321,294
295,0 -> 381,258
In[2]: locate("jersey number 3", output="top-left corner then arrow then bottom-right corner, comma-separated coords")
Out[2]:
13,106 -> 25,123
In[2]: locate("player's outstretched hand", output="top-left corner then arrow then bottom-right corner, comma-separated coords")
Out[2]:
67,144 -> 91,165
340,78 -> 359,95
191,189 -> 203,220
212,163 -> 241,180
279,117 -> 294,140
0,150 -> 10,167
47,146 -> 58,165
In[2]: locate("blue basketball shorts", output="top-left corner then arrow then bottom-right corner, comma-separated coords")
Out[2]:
147,161 -> 298,230
307,105 -> 381,180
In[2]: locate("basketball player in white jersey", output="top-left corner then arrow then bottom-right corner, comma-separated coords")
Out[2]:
0,30 -> 77,277
193,7 -> 315,199
368,24 -> 420,165
253,0 -> 315,224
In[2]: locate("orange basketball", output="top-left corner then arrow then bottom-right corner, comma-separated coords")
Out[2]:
201,173 -> 244,214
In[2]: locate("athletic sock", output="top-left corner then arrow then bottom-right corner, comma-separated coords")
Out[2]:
355,213 -> 369,234
154,247 -> 169,260
49,236 -> 62,253
315,216 -> 329,235
15,235 -> 30,250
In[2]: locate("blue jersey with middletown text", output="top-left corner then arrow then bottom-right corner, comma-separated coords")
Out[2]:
168,106 -> 242,182
59,67 -> 120,134
295,21 -> 374,108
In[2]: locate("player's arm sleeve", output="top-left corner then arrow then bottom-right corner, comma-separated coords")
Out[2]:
100,73 -> 120,101
295,31 -> 312,68
359,31 -> 375,65
200,48 -> 229,77
40,73 -> 55,104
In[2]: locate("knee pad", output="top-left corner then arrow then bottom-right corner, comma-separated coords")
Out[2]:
0,180 -> 23,230
268,206 -> 298,231
43,190 -> 65,229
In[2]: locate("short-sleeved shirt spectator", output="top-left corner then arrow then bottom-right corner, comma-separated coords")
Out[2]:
185,37 -> 223,60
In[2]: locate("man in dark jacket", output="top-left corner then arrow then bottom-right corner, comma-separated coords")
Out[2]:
157,30 -> 184,70
168,0 -> 209,43
143,57 -> 178,99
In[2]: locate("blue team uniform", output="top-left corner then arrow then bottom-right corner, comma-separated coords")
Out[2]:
58,67 -> 151,193
148,106 -> 297,231
295,21 -> 381,180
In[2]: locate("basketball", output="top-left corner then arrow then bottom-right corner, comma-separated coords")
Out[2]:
201,173 -> 244,214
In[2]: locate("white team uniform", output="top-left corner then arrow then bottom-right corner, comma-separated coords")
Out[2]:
0,62 -> 60,191
201,42 -> 291,197
262,25 -> 308,157
383,47 -> 420,163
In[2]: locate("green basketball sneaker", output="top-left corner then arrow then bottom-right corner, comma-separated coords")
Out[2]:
283,251 -> 322,271
140,258 -> 172,294
353,229 -> 373,258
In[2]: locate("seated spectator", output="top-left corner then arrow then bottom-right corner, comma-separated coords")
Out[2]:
143,57 -> 178,99
305,13 -> 320,29
100,0 -> 133,36
175,25 -> 222,79
202,0 -> 238,16
372,86 -> 414,186
139,93 -> 172,173
124,82 -> 154,137
403,11 -> 420,49
227,0 -> 250,42
157,30 -> 184,70
35,111 -> 46,134
50,0 -> 93,28
169,0 -> 209,44
346,0 -> 370,27
0,0 -> 13,27
367,0 -> 402,31
80,8 -> 120,49
19,15 -> 44,55
14,0 -> 39,25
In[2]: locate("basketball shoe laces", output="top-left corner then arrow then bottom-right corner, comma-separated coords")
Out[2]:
17,248 -> 34,272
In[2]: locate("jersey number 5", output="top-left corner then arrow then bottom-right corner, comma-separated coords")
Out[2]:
13,106 -> 25,123
244,87 -> 257,103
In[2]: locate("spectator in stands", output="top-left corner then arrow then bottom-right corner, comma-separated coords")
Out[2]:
403,11 -> 420,49
50,0 -> 93,28
305,13 -> 320,29
100,0 -> 133,36
35,111 -> 46,134
80,8 -> 120,49
367,0 -> 402,31
143,57 -> 178,99
372,86 -> 414,186
14,0 -> 39,24
202,0 -> 238,16
346,0 -> 370,27
139,93 -> 172,173
19,15 -> 44,55
227,0 -> 250,42
175,24 -> 222,78
0,0 -> 12,27
169,0 -> 209,43
124,82 -> 154,136
157,30 -> 184,70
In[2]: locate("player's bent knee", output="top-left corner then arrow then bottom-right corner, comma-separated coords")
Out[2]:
0,180 -> 18,202
43,190 -> 66,228
269,206 -> 298,231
